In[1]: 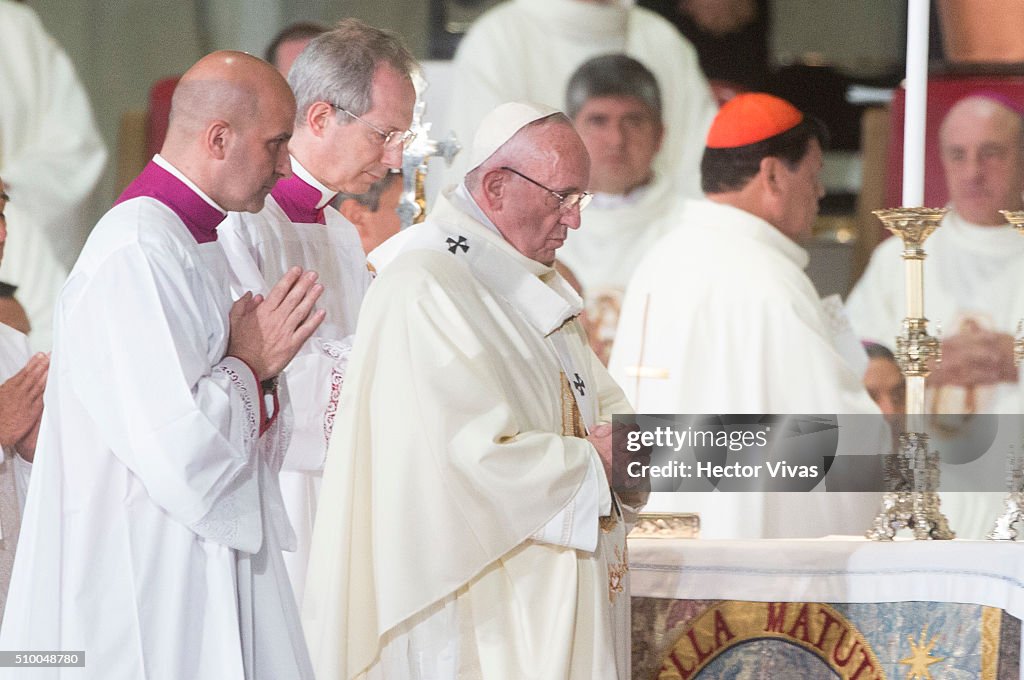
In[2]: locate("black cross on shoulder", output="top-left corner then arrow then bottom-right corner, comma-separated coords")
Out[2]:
572,372 -> 586,397
446,235 -> 469,254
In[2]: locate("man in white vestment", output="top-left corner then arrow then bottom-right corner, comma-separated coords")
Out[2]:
846,93 -> 1024,537
609,93 -> 882,539
304,102 -> 640,680
0,52 -> 326,679
558,54 -> 685,364
848,94 -> 1024,413
446,0 -> 717,197
0,0 -> 107,350
0,178 -> 46,616
218,19 -> 417,603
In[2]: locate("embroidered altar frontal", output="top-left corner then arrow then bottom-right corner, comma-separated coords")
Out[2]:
632,598 -> 1020,679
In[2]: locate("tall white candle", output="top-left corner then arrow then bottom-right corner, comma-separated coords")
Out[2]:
902,0 -> 930,207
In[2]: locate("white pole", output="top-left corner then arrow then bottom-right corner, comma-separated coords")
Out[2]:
902,0 -> 930,207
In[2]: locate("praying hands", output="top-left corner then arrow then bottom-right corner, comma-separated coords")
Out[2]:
0,352 -> 48,461
227,266 -> 326,383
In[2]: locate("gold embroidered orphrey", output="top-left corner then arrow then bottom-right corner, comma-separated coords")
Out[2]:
559,370 -> 627,603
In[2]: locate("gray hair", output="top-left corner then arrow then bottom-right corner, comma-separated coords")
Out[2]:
336,171 -> 401,211
565,54 -> 662,121
288,18 -> 416,126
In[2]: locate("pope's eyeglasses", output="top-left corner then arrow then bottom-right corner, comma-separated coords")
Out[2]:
500,166 -> 593,213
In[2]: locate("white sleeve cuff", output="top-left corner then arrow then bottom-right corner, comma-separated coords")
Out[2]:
531,449 -> 611,553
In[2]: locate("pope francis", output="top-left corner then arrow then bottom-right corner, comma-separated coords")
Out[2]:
303,102 -> 639,680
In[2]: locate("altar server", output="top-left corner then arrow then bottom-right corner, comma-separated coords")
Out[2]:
0,51 -> 324,679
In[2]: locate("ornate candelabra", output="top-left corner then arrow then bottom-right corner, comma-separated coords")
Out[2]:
866,208 -> 955,540
987,210 -> 1024,539
398,72 -> 461,228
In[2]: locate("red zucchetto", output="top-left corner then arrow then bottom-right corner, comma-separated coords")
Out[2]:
705,93 -> 804,149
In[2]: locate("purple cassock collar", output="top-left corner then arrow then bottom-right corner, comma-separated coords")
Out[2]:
271,172 -> 330,225
115,161 -> 225,243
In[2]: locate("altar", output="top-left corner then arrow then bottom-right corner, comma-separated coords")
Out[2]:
629,537 -> 1024,679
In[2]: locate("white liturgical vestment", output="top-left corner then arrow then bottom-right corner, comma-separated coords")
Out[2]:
0,157 -> 313,679
304,187 -> 634,680
219,157 -> 371,602
447,0 -> 716,197
0,0 -> 107,350
609,199 -> 882,539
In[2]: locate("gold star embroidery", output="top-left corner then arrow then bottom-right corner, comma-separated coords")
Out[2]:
898,626 -> 944,679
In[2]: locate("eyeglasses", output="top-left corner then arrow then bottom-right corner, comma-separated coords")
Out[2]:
331,104 -> 417,150
500,167 -> 592,213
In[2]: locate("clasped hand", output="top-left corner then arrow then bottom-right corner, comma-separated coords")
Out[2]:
0,352 -> 49,460
928,321 -> 1017,388
227,267 -> 326,381
587,420 -> 649,491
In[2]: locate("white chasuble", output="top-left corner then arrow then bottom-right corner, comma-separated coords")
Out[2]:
304,188 -> 634,680
609,199 -> 882,539
219,157 -> 371,602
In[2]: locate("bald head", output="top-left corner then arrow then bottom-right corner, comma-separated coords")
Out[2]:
162,51 -> 297,212
939,94 -> 1024,225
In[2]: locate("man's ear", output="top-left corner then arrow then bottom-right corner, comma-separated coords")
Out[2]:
480,169 -> 507,210
306,101 -> 335,136
206,120 -> 230,160
338,198 -> 366,226
760,156 -> 785,196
